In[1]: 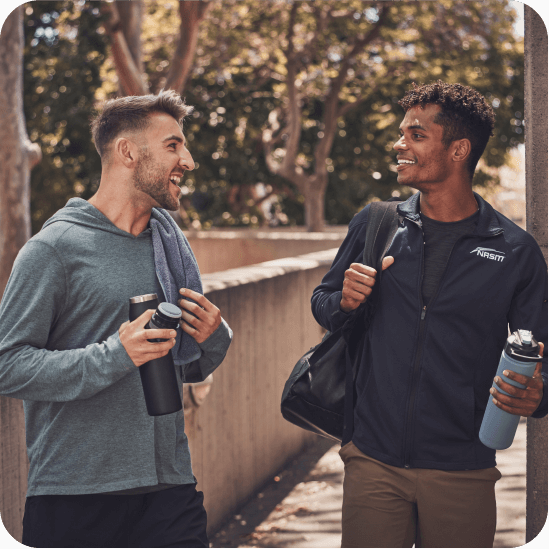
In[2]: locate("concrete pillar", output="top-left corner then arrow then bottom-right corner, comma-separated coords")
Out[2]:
524,4 -> 548,544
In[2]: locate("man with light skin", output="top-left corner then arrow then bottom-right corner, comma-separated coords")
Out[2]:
0,90 -> 232,547
90,98 -> 219,346
312,81 -> 547,547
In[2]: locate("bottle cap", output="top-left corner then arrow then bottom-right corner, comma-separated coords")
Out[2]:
505,330 -> 541,362
518,330 -> 532,346
158,302 -> 182,319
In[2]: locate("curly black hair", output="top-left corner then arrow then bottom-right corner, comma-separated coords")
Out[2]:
398,80 -> 495,177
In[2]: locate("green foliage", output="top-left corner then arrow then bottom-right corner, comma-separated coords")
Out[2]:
23,1 -> 107,234
191,0 -> 524,225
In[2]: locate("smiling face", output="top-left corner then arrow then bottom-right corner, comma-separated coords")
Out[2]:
132,112 -> 194,211
393,104 -> 455,190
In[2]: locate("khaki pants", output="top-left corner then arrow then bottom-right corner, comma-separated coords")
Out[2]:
339,441 -> 501,548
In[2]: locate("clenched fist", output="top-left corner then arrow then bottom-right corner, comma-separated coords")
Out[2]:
340,256 -> 394,313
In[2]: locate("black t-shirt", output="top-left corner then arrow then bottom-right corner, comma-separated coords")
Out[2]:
420,209 -> 480,306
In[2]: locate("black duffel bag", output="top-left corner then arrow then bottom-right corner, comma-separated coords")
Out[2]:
281,199 -> 401,443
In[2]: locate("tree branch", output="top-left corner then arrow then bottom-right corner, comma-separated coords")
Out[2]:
163,1 -> 213,93
279,2 -> 302,177
314,4 -> 390,173
101,2 -> 147,96
115,1 -> 144,74
294,4 -> 332,70
261,108 -> 303,189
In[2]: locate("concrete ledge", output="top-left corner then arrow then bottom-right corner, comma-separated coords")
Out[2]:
202,248 -> 338,293
184,229 -> 346,274
184,226 -> 349,239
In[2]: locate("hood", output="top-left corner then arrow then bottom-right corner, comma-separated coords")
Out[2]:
41,198 -> 146,237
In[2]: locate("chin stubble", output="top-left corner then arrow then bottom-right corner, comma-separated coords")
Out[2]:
133,153 -> 180,211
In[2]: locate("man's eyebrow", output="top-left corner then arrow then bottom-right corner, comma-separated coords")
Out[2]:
162,135 -> 186,145
400,124 -> 427,132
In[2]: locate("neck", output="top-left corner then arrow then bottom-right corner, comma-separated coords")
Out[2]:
418,180 -> 478,222
88,173 -> 153,236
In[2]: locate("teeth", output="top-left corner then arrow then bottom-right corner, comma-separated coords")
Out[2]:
398,160 -> 415,165
170,175 -> 181,184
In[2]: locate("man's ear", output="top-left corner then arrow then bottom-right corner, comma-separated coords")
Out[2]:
114,137 -> 139,167
452,138 -> 472,164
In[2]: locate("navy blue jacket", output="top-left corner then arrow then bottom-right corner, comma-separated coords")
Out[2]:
312,192 -> 548,471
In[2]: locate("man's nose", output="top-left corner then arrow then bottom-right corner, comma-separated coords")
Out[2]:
393,136 -> 407,151
179,151 -> 195,171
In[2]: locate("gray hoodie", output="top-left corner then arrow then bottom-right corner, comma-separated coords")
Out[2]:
0,198 -> 232,496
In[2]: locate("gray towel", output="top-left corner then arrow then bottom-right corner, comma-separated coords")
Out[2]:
150,208 -> 202,365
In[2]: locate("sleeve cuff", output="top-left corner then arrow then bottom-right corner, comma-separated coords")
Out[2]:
328,292 -> 357,330
108,331 -> 138,371
198,317 -> 233,354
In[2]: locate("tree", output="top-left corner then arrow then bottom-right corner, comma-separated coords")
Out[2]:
0,5 -> 41,543
1,5 -> 41,294
196,0 -> 524,230
23,1 -> 108,235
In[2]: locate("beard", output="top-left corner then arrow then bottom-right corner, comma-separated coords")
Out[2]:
133,151 -> 180,211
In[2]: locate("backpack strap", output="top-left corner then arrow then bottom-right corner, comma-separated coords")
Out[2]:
362,199 -> 402,276
341,199 -> 402,445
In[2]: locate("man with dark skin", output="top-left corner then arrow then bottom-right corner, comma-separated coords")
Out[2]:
341,103 -> 544,415
311,81 -> 547,547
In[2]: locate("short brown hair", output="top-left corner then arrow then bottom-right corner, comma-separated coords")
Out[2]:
91,90 -> 194,161
399,80 -> 495,177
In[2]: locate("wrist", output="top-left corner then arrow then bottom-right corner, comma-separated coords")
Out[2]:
339,300 -> 355,314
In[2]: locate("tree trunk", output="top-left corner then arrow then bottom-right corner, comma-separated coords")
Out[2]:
115,0 -> 144,96
303,174 -> 327,232
0,5 -> 40,543
102,2 -> 147,96
116,0 -> 144,75
524,4 -> 548,544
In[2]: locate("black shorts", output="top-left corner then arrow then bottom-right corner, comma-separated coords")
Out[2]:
22,483 -> 208,548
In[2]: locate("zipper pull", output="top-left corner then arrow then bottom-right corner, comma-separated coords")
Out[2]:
421,306 -> 427,320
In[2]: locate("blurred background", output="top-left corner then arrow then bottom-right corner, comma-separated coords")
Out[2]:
18,0 -> 525,233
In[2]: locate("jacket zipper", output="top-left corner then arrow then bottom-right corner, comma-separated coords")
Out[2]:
401,227 -> 502,468
403,218 -> 426,468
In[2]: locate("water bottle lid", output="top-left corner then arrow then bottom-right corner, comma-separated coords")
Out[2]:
130,293 -> 158,304
158,302 -> 182,319
505,330 -> 541,362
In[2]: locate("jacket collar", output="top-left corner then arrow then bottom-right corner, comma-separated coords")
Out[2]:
396,191 -> 503,237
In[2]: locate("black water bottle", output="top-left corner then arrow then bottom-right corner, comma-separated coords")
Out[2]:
129,294 -> 183,416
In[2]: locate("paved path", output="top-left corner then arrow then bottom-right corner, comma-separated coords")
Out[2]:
212,419 -> 527,548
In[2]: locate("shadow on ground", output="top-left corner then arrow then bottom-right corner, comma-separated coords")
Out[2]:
211,436 -> 341,548
211,419 -> 527,548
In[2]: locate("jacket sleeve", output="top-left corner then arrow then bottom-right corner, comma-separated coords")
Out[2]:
311,207 -> 370,333
0,241 -> 135,402
182,317 -> 233,383
508,242 -> 548,418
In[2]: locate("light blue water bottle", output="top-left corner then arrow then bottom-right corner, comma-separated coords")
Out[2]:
479,330 -> 541,450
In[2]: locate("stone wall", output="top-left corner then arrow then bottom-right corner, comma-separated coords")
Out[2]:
184,249 -> 338,533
